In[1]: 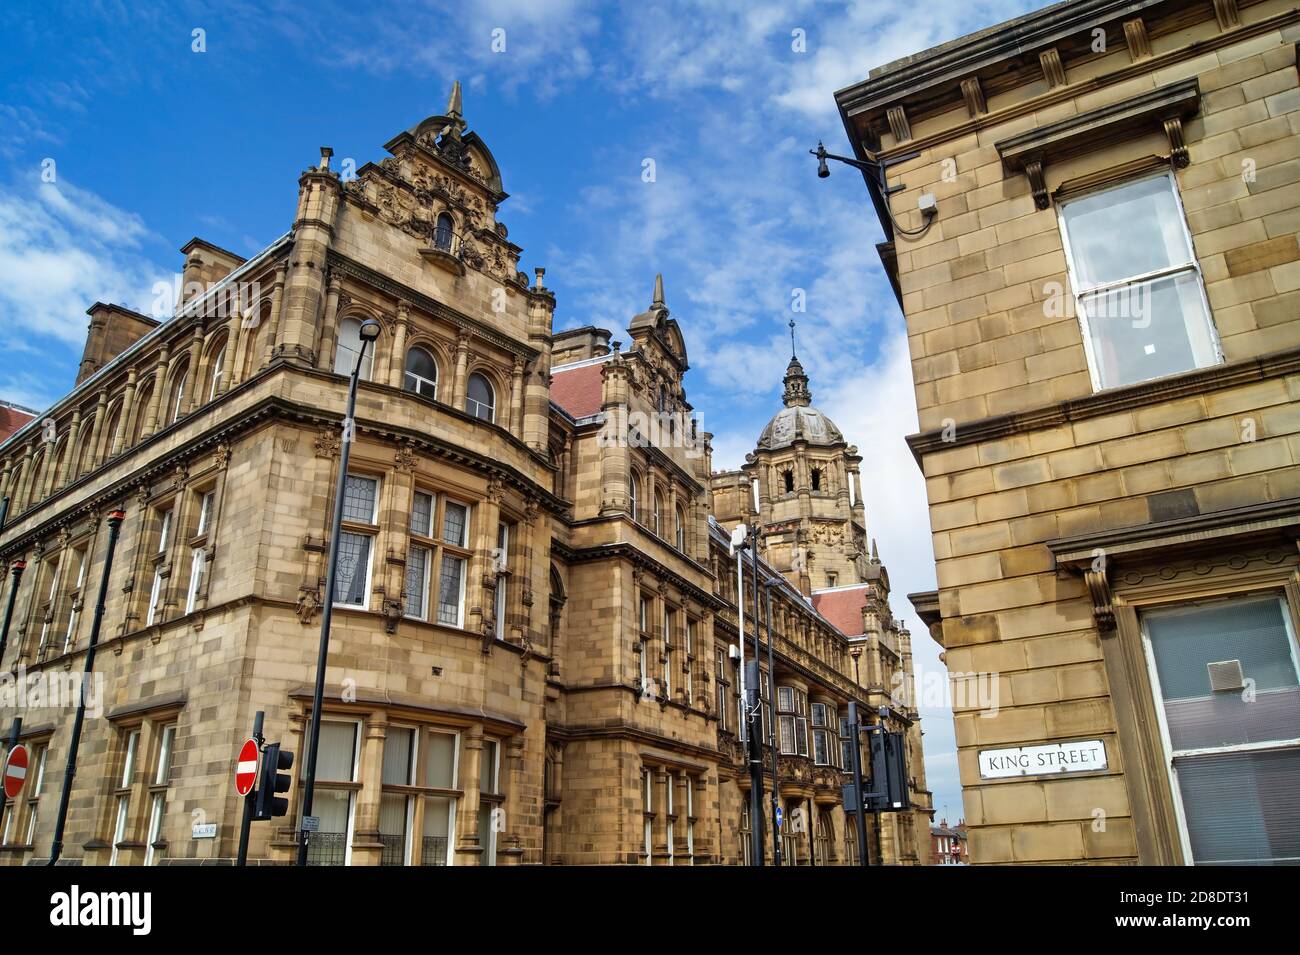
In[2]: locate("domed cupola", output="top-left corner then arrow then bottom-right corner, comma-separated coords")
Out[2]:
756,353 -> 845,451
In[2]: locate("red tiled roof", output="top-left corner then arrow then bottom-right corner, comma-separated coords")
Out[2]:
0,405 -> 35,444
550,361 -> 606,419
811,585 -> 870,637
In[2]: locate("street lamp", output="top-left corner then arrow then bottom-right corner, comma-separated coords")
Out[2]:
297,316 -> 381,866
809,140 -> 937,238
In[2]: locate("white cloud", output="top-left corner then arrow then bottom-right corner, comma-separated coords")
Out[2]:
0,175 -> 171,408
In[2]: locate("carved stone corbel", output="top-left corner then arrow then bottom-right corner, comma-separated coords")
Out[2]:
1164,116 -> 1190,168
886,105 -> 911,143
1123,18 -> 1151,60
1039,48 -> 1066,89
1212,0 -> 1240,30
1084,566 -> 1116,634
1025,159 -> 1049,209
960,77 -> 987,117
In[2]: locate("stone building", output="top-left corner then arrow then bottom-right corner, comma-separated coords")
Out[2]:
835,0 -> 1300,864
0,85 -> 931,865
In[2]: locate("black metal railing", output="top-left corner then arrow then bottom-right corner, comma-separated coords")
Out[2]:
304,831 -> 347,866
421,835 -> 449,865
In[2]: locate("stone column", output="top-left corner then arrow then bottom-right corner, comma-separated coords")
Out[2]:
470,480 -> 502,639
218,310 -> 241,395
262,263 -> 287,365
349,713 -> 388,867
54,410 -> 80,490
140,345 -> 170,439
181,326 -> 204,416
387,303 -> 409,388
315,276 -> 342,372
454,725 -> 484,864
654,767 -> 671,865
110,369 -> 139,458
451,329 -> 470,408
508,356 -> 525,437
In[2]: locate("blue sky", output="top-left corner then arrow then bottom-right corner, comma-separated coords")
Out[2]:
1,0 -> 1042,825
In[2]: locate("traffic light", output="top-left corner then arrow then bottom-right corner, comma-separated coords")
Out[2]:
253,743 -> 294,820
865,729 -> 910,812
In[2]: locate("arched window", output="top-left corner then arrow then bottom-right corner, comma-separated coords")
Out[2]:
815,812 -> 834,865
811,467 -> 822,491
675,505 -> 686,552
844,817 -> 859,866
628,473 -> 640,522
434,212 -> 455,252
100,403 -> 122,462
333,318 -> 374,380
465,373 -> 494,422
652,491 -> 664,537
783,469 -> 794,493
168,365 -> 188,425
404,347 -> 438,399
131,381 -> 155,443
208,343 -> 227,400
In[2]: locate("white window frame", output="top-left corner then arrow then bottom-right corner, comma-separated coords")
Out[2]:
306,718 -> 362,866
110,729 -> 140,866
1140,590 -> 1300,865
61,548 -> 87,654
208,345 -> 226,400
642,769 -> 653,864
1057,171 -> 1221,392
422,728 -> 460,867
335,475 -> 380,610
146,508 -> 172,627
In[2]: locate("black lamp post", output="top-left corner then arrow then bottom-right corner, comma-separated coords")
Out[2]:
297,317 -> 381,866
49,508 -> 125,865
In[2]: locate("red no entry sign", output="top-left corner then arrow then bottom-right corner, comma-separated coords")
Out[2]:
4,744 -> 29,799
236,738 -> 259,795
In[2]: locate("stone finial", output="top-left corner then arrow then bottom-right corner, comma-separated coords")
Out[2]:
535,266 -> 546,289
319,146 -> 333,170
446,80 -> 463,118
652,272 -> 665,308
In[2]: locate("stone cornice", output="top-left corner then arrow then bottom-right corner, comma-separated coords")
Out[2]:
0,388 -> 566,561
841,4 -> 1295,163
905,344 -> 1300,469
836,0 -> 1166,119
1048,496 -> 1300,567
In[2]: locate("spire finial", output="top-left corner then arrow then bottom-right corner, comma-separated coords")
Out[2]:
446,80 -> 463,118
653,272 -> 665,308
789,318 -> 798,358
